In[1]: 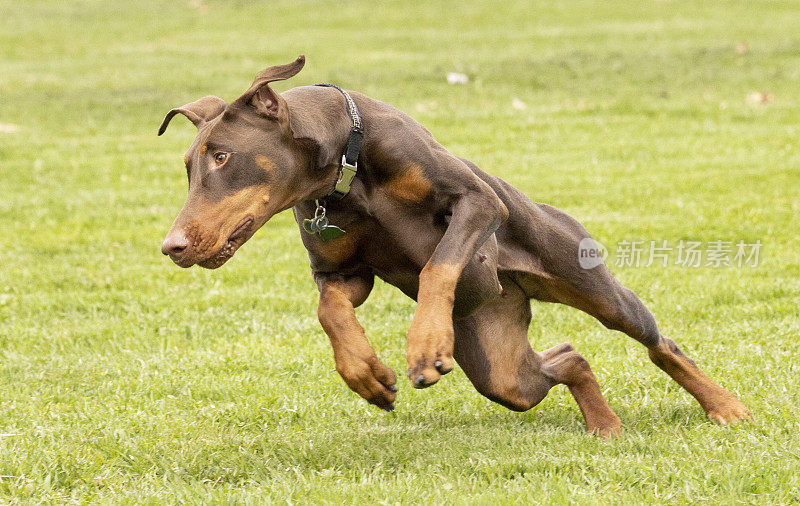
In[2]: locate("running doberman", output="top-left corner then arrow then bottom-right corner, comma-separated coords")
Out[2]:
158,55 -> 750,436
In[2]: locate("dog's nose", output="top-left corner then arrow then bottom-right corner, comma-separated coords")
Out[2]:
161,232 -> 189,257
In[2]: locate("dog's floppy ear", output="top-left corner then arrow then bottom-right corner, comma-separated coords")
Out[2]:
158,95 -> 227,135
288,88 -> 352,171
235,55 -> 305,120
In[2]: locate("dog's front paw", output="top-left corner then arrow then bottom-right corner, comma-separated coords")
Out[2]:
336,355 -> 397,411
406,316 -> 455,389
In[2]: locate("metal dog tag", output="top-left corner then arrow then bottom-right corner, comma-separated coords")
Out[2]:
318,224 -> 346,242
303,201 -> 346,241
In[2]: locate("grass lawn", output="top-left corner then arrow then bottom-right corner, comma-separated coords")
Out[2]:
1,0 -> 799,502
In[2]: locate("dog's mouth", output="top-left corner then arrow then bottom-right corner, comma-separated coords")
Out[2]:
198,215 -> 255,269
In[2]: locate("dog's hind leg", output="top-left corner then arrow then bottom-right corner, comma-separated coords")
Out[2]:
511,204 -> 750,424
565,278 -> 751,424
453,275 -> 621,437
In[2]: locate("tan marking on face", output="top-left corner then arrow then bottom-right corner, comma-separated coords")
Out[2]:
200,144 -> 207,156
184,220 -> 215,253
255,155 -> 275,172
383,163 -> 431,202
179,184 -> 272,258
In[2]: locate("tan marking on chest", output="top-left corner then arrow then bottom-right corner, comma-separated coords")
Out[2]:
184,153 -> 190,165
255,155 -> 276,172
383,163 -> 431,202
315,230 -> 358,264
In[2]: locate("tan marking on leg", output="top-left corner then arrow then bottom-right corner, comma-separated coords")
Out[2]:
383,162 -> 431,202
649,338 -> 751,424
318,282 -> 396,410
319,283 -> 372,355
541,344 -> 621,437
568,378 -> 622,438
184,153 -> 190,165
406,263 -> 460,386
255,155 -> 275,172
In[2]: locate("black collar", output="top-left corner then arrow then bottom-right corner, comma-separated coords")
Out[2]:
313,83 -> 363,200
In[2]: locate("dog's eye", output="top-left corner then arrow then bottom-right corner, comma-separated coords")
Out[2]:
214,152 -> 229,165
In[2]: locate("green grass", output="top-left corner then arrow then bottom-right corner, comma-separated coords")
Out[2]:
1,0 -> 799,502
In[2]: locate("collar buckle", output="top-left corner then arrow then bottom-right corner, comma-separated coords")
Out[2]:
329,155 -> 358,200
331,155 -> 358,199
314,83 -> 363,200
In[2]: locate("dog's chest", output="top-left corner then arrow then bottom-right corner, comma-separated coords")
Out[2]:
299,202 -> 501,313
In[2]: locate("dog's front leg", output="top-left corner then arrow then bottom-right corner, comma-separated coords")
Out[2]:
316,272 -> 398,411
407,184 -> 508,388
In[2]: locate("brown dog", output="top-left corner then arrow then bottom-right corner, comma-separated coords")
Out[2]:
158,56 -> 749,436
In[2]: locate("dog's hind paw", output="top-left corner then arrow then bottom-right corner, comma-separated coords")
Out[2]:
586,415 -> 622,439
705,395 -> 752,425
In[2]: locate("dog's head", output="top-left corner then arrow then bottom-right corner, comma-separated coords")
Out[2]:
158,55 -> 322,268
